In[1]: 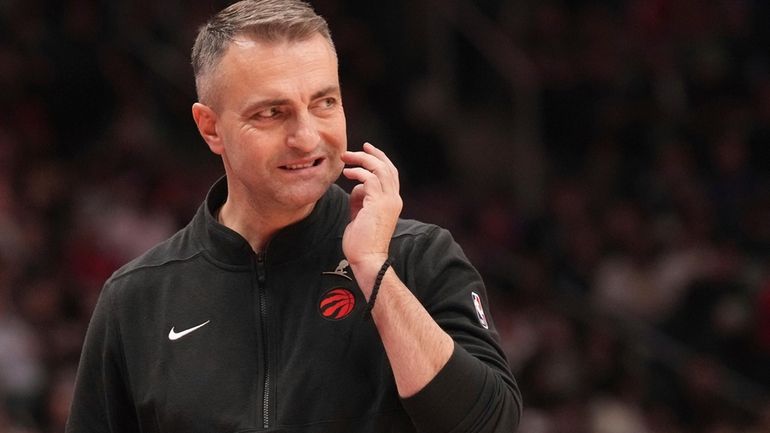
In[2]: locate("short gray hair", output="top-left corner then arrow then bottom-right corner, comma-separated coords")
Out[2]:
191,0 -> 334,103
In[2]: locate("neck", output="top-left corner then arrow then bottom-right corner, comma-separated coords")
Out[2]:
217,197 -> 315,252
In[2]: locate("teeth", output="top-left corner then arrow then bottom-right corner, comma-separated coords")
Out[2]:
285,161 -> 314,170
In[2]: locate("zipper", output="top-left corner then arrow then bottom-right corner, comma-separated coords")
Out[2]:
255,251 -> 270,429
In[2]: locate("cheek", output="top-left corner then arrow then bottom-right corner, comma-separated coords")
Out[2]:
235,129 -> 276,162
337,112 -> 347,141
327,117 -> 347,150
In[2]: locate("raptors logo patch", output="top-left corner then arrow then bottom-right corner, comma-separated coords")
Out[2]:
319,288 -> 356,320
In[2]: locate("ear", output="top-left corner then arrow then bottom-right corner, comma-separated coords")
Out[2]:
192,102 -> 224,155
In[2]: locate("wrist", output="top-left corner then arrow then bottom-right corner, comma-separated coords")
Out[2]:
364,258 -> 392,317
349,254 -> 390,298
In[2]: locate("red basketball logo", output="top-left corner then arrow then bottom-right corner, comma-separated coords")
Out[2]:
319,288 -> 356,320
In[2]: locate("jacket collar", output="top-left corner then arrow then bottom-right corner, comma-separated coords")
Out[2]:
194,176 -> 348,266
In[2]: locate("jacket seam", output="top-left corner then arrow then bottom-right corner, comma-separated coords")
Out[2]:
109,251 -> 208,282
335,222 -> 440,242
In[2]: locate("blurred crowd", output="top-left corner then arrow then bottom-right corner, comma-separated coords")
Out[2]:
1,0 -> 770,432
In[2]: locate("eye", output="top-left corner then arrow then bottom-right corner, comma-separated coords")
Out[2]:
318,97 -> 338,109
254,107 -> 283,119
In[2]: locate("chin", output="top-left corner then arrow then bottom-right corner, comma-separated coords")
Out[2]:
271,165 -> 342,211
277,182 -> 331,209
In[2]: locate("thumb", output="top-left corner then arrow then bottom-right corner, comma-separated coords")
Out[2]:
349,184 -> 365,220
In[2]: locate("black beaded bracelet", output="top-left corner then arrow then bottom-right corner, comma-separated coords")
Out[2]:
365,258 -> 391,318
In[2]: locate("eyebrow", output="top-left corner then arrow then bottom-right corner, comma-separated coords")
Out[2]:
241,85 -> 341,115
311,85 -> 341,100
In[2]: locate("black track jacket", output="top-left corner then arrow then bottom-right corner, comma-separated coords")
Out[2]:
67,178 -> 522,432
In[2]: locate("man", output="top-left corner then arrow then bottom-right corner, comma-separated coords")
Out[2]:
66,1 -> 522,432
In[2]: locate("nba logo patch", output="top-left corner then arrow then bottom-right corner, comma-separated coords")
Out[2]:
471,292 -> 489,329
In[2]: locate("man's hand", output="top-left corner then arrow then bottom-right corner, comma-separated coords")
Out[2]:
342,143 -> 455,400
341,142 -> 403,299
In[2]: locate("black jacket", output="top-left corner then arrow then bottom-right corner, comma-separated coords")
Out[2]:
67,178 -> 522,432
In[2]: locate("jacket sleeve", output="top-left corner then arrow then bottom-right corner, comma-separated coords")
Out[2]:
398,225 -> 522,432
66,281 -> 140,433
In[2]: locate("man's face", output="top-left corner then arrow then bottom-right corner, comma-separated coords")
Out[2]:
204,33 -> 346,214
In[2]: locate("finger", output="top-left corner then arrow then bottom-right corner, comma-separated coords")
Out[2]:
350,183 -> 366,201
362,142 -> 394,169
341,151 -> 389,177
344,143 -> 395,171
341,149 -> 382,167
342,167 -> 383,194
342,151 -> 397,193
362,142 -> 399,190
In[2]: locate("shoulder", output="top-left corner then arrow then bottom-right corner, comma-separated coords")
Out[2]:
391,218 -> 461,265
107,222 -> 202,285
393,218 -> 442,240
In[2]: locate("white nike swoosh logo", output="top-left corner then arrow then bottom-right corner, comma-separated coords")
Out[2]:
168,320 -> 210,341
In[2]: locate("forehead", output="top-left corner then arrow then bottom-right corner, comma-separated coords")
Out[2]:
211,33 -> 339,109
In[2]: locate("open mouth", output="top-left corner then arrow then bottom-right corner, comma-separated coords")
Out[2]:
280,158 -> 324,170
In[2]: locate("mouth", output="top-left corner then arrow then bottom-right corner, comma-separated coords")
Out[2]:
279,157 -> 324,171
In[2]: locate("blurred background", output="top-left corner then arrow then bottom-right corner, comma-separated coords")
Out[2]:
1,0 -> 770,432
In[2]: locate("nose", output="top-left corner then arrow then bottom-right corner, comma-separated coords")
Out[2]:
286,111 -> 320,153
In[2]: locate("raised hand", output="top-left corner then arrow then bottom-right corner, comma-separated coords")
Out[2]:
340,142 -> 403,298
